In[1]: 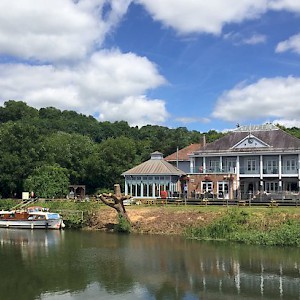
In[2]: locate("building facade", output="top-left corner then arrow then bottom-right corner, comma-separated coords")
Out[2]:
122,151 -> 186,199
166,124 -> 300,200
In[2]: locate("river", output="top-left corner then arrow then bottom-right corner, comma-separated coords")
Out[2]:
0,229 -> 299,300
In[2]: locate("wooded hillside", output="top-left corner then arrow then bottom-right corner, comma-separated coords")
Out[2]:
0,100 -> 297,198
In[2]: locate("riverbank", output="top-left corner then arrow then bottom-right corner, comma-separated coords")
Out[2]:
88,205 -> 300,246
2,199 -> 300,246
88,205 -> 221,234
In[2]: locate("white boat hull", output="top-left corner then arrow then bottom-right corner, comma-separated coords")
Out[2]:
0,219 -> 64,229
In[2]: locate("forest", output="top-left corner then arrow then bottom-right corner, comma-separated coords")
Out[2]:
0,100 -> 298,198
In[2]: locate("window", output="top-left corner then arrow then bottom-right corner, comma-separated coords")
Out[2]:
247,159 -> 256,172
264,182 -> 278,193
265,159 -> 278,174
202,182 -> 213,193
286,159 -> 296,172
208,160 -> 219,172
217,182 -> 229,199
224,158 -> 236,172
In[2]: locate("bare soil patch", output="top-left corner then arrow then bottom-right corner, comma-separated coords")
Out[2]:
88,206 -> 220,235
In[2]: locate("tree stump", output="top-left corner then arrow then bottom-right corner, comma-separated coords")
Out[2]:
99,184 -> 131,224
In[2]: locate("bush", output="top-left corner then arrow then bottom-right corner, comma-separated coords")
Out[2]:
186,209 -> 300,247
187,209 -> 249,240
115,214 -> 131,233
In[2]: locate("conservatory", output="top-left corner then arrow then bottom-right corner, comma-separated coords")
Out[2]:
122,151 -> 186,199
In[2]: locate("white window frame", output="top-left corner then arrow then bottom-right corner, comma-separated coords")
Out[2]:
247,159 -> 257,172
265,159 -> 278,173
202,182 -> 213,193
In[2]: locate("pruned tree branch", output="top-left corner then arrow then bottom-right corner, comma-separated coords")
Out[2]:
99,184 -> 132,224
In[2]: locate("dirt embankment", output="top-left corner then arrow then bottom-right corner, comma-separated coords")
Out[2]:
88,206 -> 220,235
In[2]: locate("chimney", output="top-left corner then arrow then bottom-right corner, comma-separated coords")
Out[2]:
202,134 -> 206,148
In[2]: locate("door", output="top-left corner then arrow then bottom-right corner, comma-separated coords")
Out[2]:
218,182 -> 229,199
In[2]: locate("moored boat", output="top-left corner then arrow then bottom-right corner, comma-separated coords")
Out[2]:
0,206 -> 65,229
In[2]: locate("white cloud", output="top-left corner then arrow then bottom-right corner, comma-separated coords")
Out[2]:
0,1 -> 172,126
98,96 -> 169,127
272,119 -> 300,128
135,0 -> 268,35
268,0 -> 300,12
242,34 -> 267,45
276,33 -> 300,54
212,76 -> 300,122
224,32 -> 266,45
135,1 -> 300,36
0,49 -> 168,126
175,117 -> 211,124
0,0 -> 131,62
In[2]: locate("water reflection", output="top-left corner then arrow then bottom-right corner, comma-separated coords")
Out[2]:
0,229 -> 299,300
0,228 -> 64,259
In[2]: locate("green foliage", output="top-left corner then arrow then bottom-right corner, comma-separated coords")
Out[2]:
24,165 -> 70,198
186,209 -> 300,246
43,132 -> 94,184
0,100 -> 39,123
93,136 -> 139,189
231,221 -> 300,246
63,213 -> 84,229
0,121 -> 45,196
116,214 -> 131,233
187,209 -> 249,240
1,101 -> 300,198
0,199 -> 21,210
95,188 -> 113,195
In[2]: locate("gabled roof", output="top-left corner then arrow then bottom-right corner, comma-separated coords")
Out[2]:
164,144 -> 201,161
193,125 -> 300,153
232,134 -> 270,149
122,151 -> 185,176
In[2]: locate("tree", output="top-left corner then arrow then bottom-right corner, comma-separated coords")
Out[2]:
24,165 -> 70,198
99,184 -> 131,226
93,136 -> 138,189
0,100 -> 39,123
43,132 -> 94,185
0,122 -> 45,197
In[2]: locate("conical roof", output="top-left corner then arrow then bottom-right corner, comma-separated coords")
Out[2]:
122,151 -> 185,176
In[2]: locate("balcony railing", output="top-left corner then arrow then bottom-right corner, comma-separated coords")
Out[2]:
239,167 -> 259,175
193,166 -> 236,174
192,166 -> 298,175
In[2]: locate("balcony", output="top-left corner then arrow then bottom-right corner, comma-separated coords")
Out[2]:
193,166 -> 236,174
281,167 -> 298,175
239,167 -> 259,175
192,166 -> 299,176
263,168 -> 278,175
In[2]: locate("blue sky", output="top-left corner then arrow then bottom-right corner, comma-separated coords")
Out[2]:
1,1 -> 300,132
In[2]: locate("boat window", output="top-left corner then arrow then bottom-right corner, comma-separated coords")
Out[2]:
47,213 -> 60,220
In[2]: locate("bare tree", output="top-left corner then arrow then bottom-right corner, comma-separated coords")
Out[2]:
99,184 -> 131,224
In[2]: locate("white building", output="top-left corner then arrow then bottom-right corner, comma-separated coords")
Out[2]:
166,124 -> 300,200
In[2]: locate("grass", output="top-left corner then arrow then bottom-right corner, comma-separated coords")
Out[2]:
185,207 -> 300,246
1,199 -> 300,244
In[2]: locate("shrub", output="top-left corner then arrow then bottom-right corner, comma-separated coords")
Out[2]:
186,209 -> 300,247
115,214 -> 131,233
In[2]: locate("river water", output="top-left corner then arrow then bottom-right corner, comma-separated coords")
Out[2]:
0,229 -> 299,300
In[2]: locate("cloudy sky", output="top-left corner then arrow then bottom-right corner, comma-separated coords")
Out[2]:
1,0 -> 300,131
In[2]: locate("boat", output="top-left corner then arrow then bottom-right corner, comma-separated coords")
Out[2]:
0,206 -> 65,229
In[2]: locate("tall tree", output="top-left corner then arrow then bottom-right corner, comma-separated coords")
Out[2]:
43,132 -> 94,185
89,136 -> 138,190
0,122 -> 44,197
24,165 -> 69,198
0,100 -> 39,123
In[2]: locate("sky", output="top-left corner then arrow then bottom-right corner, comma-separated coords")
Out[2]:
1,1 -> 300,132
